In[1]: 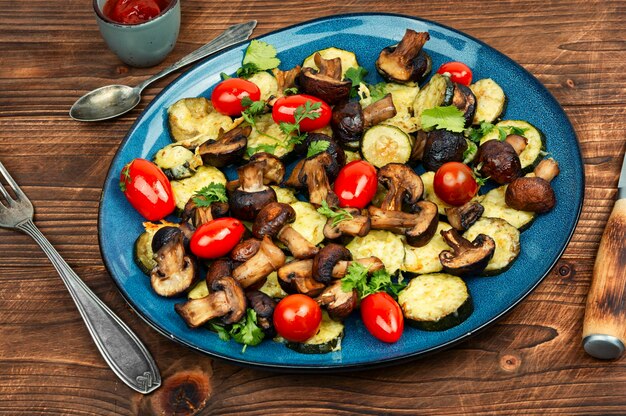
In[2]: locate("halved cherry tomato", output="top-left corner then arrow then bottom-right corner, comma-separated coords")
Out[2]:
360,292 -> 404,343
433,162 -> 479,206
189,217 -> 245,259
273,294 -> 322,342
334,160 -> 378,209
437,61 -> 473,86
119,158 -> 175,221
272,94 -> 332,132
211,78 -> 261,116
104,0 -> 163,24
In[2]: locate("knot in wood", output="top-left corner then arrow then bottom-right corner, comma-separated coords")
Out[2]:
116,65 -> 129,75
566,79 -> 575,88
557,263 -> 573,279
499,353 -> 521,372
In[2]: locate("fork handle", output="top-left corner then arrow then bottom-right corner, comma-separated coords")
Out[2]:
16,219 -> 161,394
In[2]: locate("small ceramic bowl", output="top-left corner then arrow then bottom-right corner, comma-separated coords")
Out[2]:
93,0 -> 180,67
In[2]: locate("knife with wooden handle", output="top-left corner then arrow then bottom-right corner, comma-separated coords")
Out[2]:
582,154 -> 626,359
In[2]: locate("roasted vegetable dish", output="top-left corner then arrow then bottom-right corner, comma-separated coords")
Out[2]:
119,30 -> 560,353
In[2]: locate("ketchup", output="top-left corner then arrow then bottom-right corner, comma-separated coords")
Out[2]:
103,0 -> 171,25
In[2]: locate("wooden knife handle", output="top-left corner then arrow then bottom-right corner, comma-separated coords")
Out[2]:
583,198 -> 626,359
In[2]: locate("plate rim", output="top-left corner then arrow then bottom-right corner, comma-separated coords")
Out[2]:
97,12 -> 585,370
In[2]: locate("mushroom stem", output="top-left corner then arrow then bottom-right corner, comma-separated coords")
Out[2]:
277,259 -> 326,296
369,206 -> 421,229
390,30 -> 429,61
277,226 -> 319,259
323,208 -> 371,239
363,94 -> 397,129
411,130 -> 428,161
445,201 -> 485,231
238,160 -> 266,192
534,158 -> 560,182
314,52 -> 342,80
301,153 -> 340,206
332,257 -> 385,278
505,134 -> 527,155
232,236 -> 286,289
174,291 -> 230,328
316,281 -> 358,320
272,66 -> 301,94
378,163 -> 424,211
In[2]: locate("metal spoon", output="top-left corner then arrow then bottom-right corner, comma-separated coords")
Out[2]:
70,20 -> 256,122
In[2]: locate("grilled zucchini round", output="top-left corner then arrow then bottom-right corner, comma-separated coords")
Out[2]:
302,47 -> 359,78
346,230 -> 405,274
413,73 -> 454,123
402,222 -> 452,275
479,185 -> 535,230
479,120 -> 544,171
463,217 -> 520,275
361,125 -> 413,168
470,78 -> 506,124
285,311 -> 344,354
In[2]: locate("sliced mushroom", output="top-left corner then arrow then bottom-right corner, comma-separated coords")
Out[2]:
312,243 -> 352,284
277,259 -> 326,297
439,229 -> 495,276
476,140 -> 522,185
445,201 -> 485,231
331,256 -> 385,278
232,236 -> 286,289
299,152 -> 340,206
451,83 -> 477,127
230,238 -> 262,262
197,126 -> 251,168
229,160 -> 277,220
504,134 -> 528,155
316,281 -> 358,320
422,129 -> 468,172
410,130 -> 428,162
369,202 -> 439,247
246,291 -> 277,337
269,66 -> 302,105
299,53 -> 351,105
323,208 -> 371,239
376,29 -> 431,84
378,163 -> 424,211
331,95 -> 397,146
505,158 -> 559,213
206,258 -> 233,286
226,152 -> 285,192
150,227 -> 197,297
253,202 -> 319,259
174,276 -> 246,328
181,198 -> 229,228
283,159 -> 306,189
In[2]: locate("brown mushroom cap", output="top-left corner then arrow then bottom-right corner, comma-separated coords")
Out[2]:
299,66 -> 351,105
253,202 -> 296,238
331,101 -> 364,146
405,200 -> 439,247
205,258 -> 233,286
230,160 -> 278,220
230,238 -> 262,262
476,140 -> 522,185
197,126 -> 250,168
300,134 -> 346,180
378,163 -> 424,211
505,177 -> 556,213
312,243 -> 352,284
376,29 -> 432,84
316,281 -> 358,320
439,229 -> 495,276
150,229 -> 197,297
232,236 -> 286,289
445,201 -> 485,231
422,129 -> 468,172
451,83 -> 477,127
226,152 -> 286,192
246,291 -> 277,336
277,259 -> 326,297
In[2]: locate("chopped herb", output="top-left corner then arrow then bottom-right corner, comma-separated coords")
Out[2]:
467,121 -> 495,143
317,200 -> 354,227
209,323 -> 231,341
463,141 -> 478,164
344,66 -> 368,97
241,96 -> 267,116
236,63 -> 260,78
246,143 -> 278,157
341,262 -> 405,299
341,262 -> 370,297
368,269 -> 406,299
474,174 -> 488,187
236,40 -> 280,78
497,126 -> 507,141
368,82 -> 388,103
229,308 -> 265,352
507,126 -> 528,136
279,100 -> 321,144
192,183 -> 227,207
421,105 -> 466,133
220,72 -> 232,80
306,140 -> 330,158
283,87 -> 299,95
119,161 -> 132,192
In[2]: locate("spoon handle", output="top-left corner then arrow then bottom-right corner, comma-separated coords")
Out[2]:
136,20 -> 257,91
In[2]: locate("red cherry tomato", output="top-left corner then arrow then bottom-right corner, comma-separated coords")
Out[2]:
273,294 -> 322,342
433,162 -> 479,206
272,94 -> 332,132
211,78 -> 261,116
119,158 -> 175,221
360,292 -> 404,343
104,0 -> 163,24
189,218 -> 245,259
437,61 -> 473,86
334,161 -> 378,209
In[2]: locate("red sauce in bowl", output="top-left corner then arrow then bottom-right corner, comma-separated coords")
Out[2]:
103,0 -> 171,24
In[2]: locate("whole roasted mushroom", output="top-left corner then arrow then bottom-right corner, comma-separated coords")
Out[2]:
323,208 -> 371,239
174,276 -> 246,328
246,291 -> 277,337
422,129 -> 468,172
312,243 -> 352,284
439,229 -> 495,276
475,139 -> 522,185
299,53 -> 351,105
253,202 -> 319,259
368,202 -> 439,247
316,281 -> 358,320
331,94 -> 397,147
505,158 -> 560,213
229,160 -> 277,220
232,236 -> 286,289
277,259 -> 326,297
197,126 -> 251,168
378,163 -> 424,211
299,152 -> 341,206
296,134 -> 346,179
150,227 -> 197,297
445,201 -> 485,231
226,152 -> 285,192
376,29 -> 432,84
181,198 -> 229,228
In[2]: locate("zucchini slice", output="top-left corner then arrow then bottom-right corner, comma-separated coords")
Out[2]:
380,83 -> 421,134
479,185 -> 535,230
289,201 -> 327,246
346,230 -> 405,274
258,271 -> 288,299
134,231 -> 156,275
463,217 -> 520,274
479,120 -> 544,171
167,97 -> 235,143
188,280 -> 209,300
286,311 -> 344,354
302,47 -> 359,78
153,144 -> 202,180
246,71 -> 279,101
421,171 -> 453,215
463,140 -> 478,164
246,114 -> 294,159
170,165 -> 227,211
344,150 -> 362,163
272,186 -> 298,204
398,273 -> 473,331
469,79 -> 506,124
361,125 -> 413,168
402,222 -> 452,275
412,74 -> 454,123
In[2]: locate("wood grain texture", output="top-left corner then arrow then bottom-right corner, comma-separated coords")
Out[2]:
0,0 -> 625,414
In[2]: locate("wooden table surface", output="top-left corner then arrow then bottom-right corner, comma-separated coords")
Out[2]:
1,0 -> 625,414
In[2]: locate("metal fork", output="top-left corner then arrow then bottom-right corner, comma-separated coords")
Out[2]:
0,161 -> 160,394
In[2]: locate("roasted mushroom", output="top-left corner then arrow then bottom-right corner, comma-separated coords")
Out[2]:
205,258 -> 233,286
368,202 -> 439,247
378,163 -> 424,211
331,94 -> 397,147
439,229 -> 496,276
232,236 -> 286,289
269,66 -> 302,105
229,160 -> 277,220
323,208 -> 371,239
197,126 -> 251,168
312,243 -> 352,284
475,140 -> 522,185
445,201 -> 485,231
181,198 -> 229,228
422,129 -> 468,172
504,134 -> 528,155
296,134 -> 346,179
299,53 -> 351,105
277,259 -> 326,296
226,152 -> 285,192
230,238 -> 262,262
299,152 -> 341,206
331,256 -> 385,278
505,158 -> 560,213
376,29 -> 432,84
410,130 -> 428,162
316,281 -> 358,320
246,291 -> 277,337
253,202 -> 319,259
174,276 -> 246,328
450,83 -> 477,127
150,227 -> 197,297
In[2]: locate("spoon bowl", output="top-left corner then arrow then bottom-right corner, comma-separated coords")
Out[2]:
70,85 -> 140,122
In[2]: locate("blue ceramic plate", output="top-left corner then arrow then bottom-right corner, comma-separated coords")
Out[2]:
99,13 -> 583,369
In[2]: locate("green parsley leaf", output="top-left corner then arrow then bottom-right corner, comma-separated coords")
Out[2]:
344,66 -> 368,97
467,121 -> 495,143
341,262 -> 406,299
246,144 -> 277,157
317,200 -> 354,227
242,40 -> 280,71
241,96 -> 267,116
341,262 -> 370,297
368,83 -> 388,103
278,100 -> 321,145
497,126 -> 507,141
209,323 -> 231,341
230,308 -> 265,350
119,162 -> 132,192
421,105 -> 466,133
507,126 -> 528,136
306,140 -> 330,158
220,72 -> 232,80
463,141 -> 478,164
283,87 -> 298,95
369,269 -> 406,298
236,62 -> 260,78
192,183 -> 227,207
